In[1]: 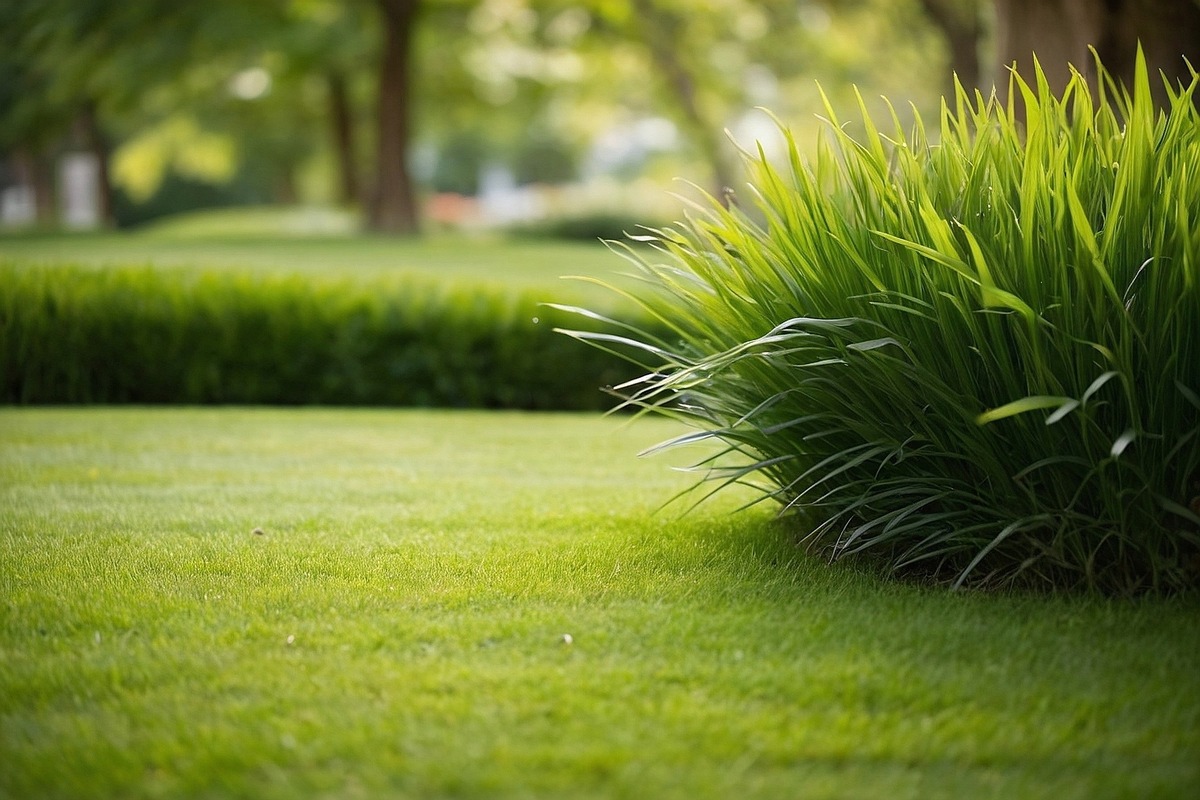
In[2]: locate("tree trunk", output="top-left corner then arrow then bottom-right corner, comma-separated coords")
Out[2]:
993,0 -> 1200,107
73,101 -> 115,228
630,0 -> 738,203
30,153 -> 55,226
12,148 -> 57,226
918,0 -> 983,95
369,0 -> 421,235
275,167 -> 299,205
327,69 -> 361,207
1093,0 -> 1200,106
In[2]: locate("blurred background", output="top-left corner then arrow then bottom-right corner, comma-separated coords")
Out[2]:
1,0 -> 1196,238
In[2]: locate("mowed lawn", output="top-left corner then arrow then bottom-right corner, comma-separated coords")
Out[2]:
2,408 -> 1198,799
0,221 -> 635,307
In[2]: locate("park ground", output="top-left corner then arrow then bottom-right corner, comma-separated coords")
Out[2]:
1,223 -> 1199,798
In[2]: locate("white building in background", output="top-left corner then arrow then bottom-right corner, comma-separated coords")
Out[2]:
478,163 -> 543,225
0,184 -> 36,228
60,152 -> 102,229
583,116 -> 680,179
0,151 -> 104,230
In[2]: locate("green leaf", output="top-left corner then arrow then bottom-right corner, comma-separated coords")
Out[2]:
1045,399 -> 1080,425
976,396 -> 1074,425
1110,429 -> 1136,457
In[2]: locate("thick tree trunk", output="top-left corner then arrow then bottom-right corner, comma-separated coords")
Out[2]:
993,0 -> 1200,106
369,0 -> 421,235
1093,0 -> 1200,105
327,69 -> 360,206
630,0 -> 738,203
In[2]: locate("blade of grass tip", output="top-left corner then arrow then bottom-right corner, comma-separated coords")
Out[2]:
853,85 -> 890,173
1013,455 -> 1095,482
1044,399 -> 1080,425
1064,180 -> 1123,307
872,230 -> 978,286
553,329 -> 675,374
558,275 -> 696,341
958,224 -> 1037,321
1082,371 -> 1120,406
1162,427 -> 1198,470
639,429 -> 720,457
1110,428 -> 1136,457
542,302 -> 670,346
846,337 -> 905,353
1159,497 -> 1200,528
792,444 -> 893,499
667,453 -> 798,518
977,395 -> 1075,425
1176,381 -> 1200,411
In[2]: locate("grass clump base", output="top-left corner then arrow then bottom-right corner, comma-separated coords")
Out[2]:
565,53 -> 1200,595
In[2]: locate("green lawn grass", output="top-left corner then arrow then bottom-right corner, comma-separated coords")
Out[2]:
2,408 -> 1198,799
0,222 -> 631,304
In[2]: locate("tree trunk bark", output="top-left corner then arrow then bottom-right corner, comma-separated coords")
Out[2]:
630,0 -> 738,203
369,0 -> 421,235
993,0 -> 1200,107
1093,0 -> 1200,106
918,0 -> 983,95
327,69 -> 361,207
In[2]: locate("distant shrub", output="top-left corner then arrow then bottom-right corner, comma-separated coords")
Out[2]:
0,264 -> 644,410
564,54 -> 1200,594
511,213 -> 668,243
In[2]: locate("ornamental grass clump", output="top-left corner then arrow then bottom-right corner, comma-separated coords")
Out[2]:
560,53 -> 1200,594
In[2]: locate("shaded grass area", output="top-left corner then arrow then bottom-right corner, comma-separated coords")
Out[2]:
2,409 -> 1199,799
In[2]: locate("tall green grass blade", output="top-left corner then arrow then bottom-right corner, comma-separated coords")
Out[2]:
559,49 -> 1200,594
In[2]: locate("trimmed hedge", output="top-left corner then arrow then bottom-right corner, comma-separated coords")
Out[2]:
0,264 -> 644,409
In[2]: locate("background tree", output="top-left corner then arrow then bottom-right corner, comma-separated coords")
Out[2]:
2,0 -> 285,226
916,0 -> 985,93
0,0 -> 983,233
912,0 -> 1200,103
993,0 -> 1200,105
369,0 -> 422,234
0,22 -> 67,225
267,0 -> 377,208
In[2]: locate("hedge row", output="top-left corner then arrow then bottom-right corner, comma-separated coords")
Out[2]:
0,264 -> 643,409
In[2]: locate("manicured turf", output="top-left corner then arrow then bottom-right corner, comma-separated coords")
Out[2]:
2,408 -> 1198,799
0,227 -> 631,302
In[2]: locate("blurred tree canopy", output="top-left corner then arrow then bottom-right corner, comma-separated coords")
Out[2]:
2,0 -> 1196,234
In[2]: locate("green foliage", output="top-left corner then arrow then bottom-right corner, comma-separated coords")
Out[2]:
566,54 -> 1200,594
430,132 -> 488,196
113,172 -> 271,229
0,264 -> 642,409
510,212 -> 669,242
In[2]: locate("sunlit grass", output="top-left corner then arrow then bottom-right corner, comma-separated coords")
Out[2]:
0,217 -> 631,304
566,54 -> 1200,593
2,408 -> 1198,799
